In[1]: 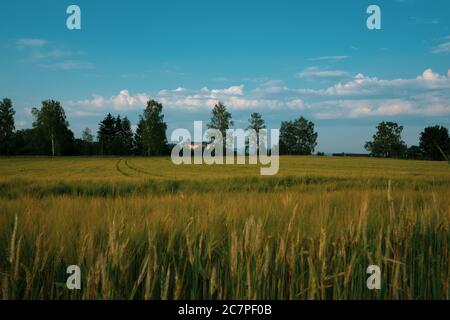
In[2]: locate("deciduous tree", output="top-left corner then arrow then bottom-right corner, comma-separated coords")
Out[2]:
139,100 -> 168,156
32,100 -> 73,156
246,112 -> 266,154
365,121 -> 407,158
419,125 -> 450,161
280,116 -> 317,155
207,101 -> 233,151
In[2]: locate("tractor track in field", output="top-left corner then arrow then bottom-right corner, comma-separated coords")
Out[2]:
123,159 -> 165,178
123,159 -> 151,175
115,159 -> 132,177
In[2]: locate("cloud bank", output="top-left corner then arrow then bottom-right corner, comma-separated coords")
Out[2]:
66,68 -> 450,119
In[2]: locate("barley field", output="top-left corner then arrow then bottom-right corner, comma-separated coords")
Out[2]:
0,156 -> 449,299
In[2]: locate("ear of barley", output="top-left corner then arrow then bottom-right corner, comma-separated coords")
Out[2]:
8,215 -> 18,265
13,237 -> 22,282
129,256 -> 149,300
161,266 -> 171,300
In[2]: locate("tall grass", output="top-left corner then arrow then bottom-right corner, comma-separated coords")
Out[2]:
0,157 -> 449,299
0,187 -> 448,299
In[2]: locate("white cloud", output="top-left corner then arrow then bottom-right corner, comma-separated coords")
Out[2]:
211,76 -> 269,83
16,38 -> 47,48
15,38 -> 93,70
285,99 -> 305,109
67,90 -> 150,111
157,85 -> 303,111
297,67 -> 351,80
39,61 -> 94,70
431,41 -> 450,53
311,97 -> 449,119
308,55 -> 349,62
65,69 -> 450,119
211,85 -> 244,96
31,48 -> 84,61
417,68 -> 445,81
66,84 -> 306,116
295,68 -> 450,97
251,68 -> 450,119
345,100 -> 414,118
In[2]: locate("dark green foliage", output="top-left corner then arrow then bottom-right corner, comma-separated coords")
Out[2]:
71,128 -> 99,156
207,101 -> 233,151
365,121 -> 407,158
133,118 -> 145,155
406,145 -> 422,160
97,114 -> 134,155
0,98 -> 16,155
207,101 -> 234,138
247,112 -> 265,132
31,100 -> 74,156
9,129 -> 35,155
246,112 -> 266,154
138,100 -> 169,156
97,113 -> 116,155
279,116 -> 317,155
419,125 -> 450,161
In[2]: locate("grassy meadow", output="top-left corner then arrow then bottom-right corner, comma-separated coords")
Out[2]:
0,156 -> 449,299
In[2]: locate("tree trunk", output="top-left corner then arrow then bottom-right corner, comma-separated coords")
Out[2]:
51,133 -> 55,156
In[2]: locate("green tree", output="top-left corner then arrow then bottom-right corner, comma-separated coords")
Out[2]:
207,101 -> 233,137
247,112 -> 265,132
207,101 -> 233,151
97,113 -> 116,155
116,116 -> 134,155
82,127 -> 94,143
97,114 -> 134,155
110,115 -> 123,155
139,100 -> 168,156
280,116 -> 318,155
10,129 -> 35,155
364,121 -> 407,158
134,118 -> 145,155
32,100 -> 73,156
0,98 -> 15,155
419,125 -> 450,161
406,145 -> 422,160
246,112 -> 266,154
79,127 -> 96,155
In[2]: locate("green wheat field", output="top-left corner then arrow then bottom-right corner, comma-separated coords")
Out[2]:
0,156 -> 449,299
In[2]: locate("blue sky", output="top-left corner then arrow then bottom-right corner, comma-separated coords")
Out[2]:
1,0 -> 449,153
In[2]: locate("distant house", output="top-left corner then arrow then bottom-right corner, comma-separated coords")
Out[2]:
179,141 -> 213,156
187,141 -> 211,151
181,140 -> 242,155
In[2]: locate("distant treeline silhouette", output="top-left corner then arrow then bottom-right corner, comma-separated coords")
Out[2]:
0,98 -> 449,160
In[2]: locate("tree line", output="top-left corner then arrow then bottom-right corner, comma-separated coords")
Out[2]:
0,97 -> 449,160
0,98 -> 169,157
364,121 -> 450,161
